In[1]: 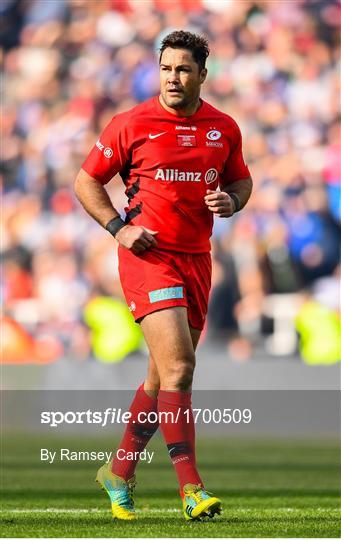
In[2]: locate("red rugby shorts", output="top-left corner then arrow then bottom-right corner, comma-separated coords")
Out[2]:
118,246 -> 211,330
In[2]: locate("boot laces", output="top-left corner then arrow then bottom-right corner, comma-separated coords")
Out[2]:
115,487 -> 134,509
126,477 -> 137,505
187,484 -> 211,503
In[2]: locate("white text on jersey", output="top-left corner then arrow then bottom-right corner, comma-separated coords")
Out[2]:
155,169 -> 201,182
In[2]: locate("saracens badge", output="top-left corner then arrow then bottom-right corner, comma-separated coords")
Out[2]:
206,130 -> 222,141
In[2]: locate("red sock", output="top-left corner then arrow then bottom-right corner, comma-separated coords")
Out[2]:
111,384 -> 158,480
158,390 -> 203,497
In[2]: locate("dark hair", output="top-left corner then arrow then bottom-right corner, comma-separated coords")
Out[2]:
159,30 -> 209,71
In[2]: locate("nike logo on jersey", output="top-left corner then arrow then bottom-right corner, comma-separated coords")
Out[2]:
149,132 -> 167,139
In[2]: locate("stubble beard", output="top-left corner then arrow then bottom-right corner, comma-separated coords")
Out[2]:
161,91 -> 190,110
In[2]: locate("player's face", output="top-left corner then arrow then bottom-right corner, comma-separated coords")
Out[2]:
159,48 -> 207,114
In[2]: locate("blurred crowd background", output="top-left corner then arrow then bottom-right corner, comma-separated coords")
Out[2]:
2,0 -> 340,365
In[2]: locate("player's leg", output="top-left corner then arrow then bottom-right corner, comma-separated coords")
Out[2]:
109,354 -> 160,475
145,329 -> 199,393
144,354 -> 160,397
189,326 -> 201,352
96,369 -> 159,519
140,306 -> 195,391
177,326 -> 220,519
108,328 -> 197,485
96,355 -> 160,520
100,246 -> 218,519
107,326 -> 190,474
145,329 -> 200,392
140,307 -> 221,520
110,330 -> 198,477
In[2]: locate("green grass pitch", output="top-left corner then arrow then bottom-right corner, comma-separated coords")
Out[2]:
1,435 -> 340,537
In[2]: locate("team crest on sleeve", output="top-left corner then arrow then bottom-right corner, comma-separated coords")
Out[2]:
104,147 -> 114,158
95,140 -> 113,158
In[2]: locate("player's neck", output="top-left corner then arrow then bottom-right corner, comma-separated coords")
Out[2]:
158,95 -> 202,117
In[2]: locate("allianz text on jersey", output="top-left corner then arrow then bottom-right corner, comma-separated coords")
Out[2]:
154,168 -> 218,184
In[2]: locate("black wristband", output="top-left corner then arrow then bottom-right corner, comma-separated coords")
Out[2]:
229,192 -> 241,213
105,216 -> 126,238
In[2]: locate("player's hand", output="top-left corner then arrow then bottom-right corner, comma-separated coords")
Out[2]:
204,190 -> 236,218
116,225 -> 158,254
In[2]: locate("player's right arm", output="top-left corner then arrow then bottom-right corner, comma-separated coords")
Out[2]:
74,114 -> 157,254
74,169 -> 158,254
74,167 -> 120,228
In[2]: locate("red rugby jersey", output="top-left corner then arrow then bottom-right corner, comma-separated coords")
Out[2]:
82,96 -> 250,253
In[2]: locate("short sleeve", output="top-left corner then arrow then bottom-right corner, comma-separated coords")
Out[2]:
81,115 -> 130,185
220,124 -> 250,187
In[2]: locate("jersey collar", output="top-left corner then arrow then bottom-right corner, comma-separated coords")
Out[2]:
154,96 -> 207,122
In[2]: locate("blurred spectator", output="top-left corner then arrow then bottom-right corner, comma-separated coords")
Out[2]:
84,296 -> 143,362
2,0 -> 340,363
296,298 -> 340,366
2,316 -> 63,363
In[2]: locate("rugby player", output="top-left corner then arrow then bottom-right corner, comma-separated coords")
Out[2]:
74,30 -> 252,521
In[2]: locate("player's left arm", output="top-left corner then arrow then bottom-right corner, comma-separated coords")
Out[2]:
204,176 -> 253,218
205,122 -> 252,217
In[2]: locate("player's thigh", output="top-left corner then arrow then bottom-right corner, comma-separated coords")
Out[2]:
140,306 -> 195,373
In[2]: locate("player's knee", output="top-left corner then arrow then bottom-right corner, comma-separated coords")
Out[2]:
145,370 -> 160,388
166,356 -> 195,391
177,367 -> 194,391
144,379 -> 160,396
